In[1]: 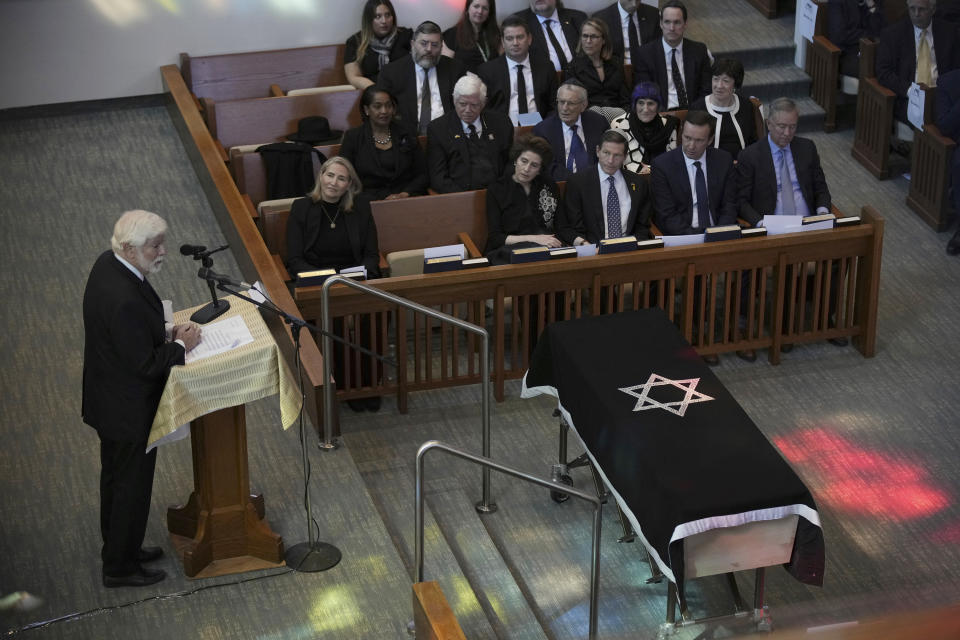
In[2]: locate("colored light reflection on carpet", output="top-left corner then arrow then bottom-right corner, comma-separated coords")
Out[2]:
774,428 -> 950,520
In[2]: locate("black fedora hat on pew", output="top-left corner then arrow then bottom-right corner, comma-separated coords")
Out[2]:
286,116 -> 343,144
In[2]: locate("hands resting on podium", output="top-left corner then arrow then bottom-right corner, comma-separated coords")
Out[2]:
173,322 -> 202,351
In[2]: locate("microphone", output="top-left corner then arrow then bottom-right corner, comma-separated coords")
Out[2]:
198,267 -> 253,290
180,244 -> 207,256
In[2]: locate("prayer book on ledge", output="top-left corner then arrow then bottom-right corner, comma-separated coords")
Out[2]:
549,247 -> 578,259
703,225 -> 743,242
296,269 -> 336,286
510,246 -> 551,263
339,266 -> 367,280
637,238 -> 665,250
423,255 -> 463,273
598,236 -> 638,254
835,215 -> 861,227
461,257 -> 490,268
802,213 -> 836,227
741,227 -> 768,238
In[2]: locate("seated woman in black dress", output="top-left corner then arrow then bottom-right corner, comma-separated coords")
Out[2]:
567,17 -> 629,118
441,0 -> 502,73
609,82 -> 679,175
345,0 -> 412,90
689,58 -> 758,161
484,133 -> 563,264
286,156 -> 382,411
339,85 -> 427,202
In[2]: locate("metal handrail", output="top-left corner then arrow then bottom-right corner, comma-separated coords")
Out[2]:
415,440 -> 602,640
319,276 -> 496,511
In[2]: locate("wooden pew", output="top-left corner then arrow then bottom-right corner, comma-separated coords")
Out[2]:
231,143 -> 340,209
209,91 -> 362,158
181,45 -> 347,121
851,38 -> 899,179
907,88 -> 956,231
744,0 -> 779,18
805,0 -> 843,132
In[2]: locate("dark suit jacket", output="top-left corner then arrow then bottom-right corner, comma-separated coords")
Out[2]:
558,164 -> 652,244
426,109 -> 514,193
512,7 -> 587,69
377,54 -> 467,130
736,136 -> 832,227
82,251 -> 185,443
532,109 -> 608,181
592,2 -> 661,61
484,174 -> 562,256
632,37 -> 713,108
477,52 -> 558,118
936,69 -> 960,211
827,0 -> 885,75
339,121 -> 427,199
567,54 -> 631,110
286,196 -> 381,277
651,147 -> 738,235
876,17 -> 960,120
345,27 -> 413,84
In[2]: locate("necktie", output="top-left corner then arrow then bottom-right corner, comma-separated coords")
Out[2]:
779,149 -> 796,215
516,64 -> 529,114
606,175 -> 623,237
917,29 -> 932,86
627,13 -> 642,66
693,160 -> 712,228
566,124 -> 588,173
544,19 -> 569,70
418,67 -> 432,135
468,123 -> 479,140
671,48 -> 688,109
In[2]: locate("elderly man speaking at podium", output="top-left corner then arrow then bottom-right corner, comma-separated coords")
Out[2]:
82,210 -> 200,588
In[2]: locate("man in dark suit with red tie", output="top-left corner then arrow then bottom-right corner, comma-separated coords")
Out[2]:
558,129 -> 653,245
477,15 -> 558,122
592,0 -> 662,67
378,21 -> 468,134
651,110 -> 738,236
632,0 -> 712,110
83,210 -> 200,587
511,0 -> 587,72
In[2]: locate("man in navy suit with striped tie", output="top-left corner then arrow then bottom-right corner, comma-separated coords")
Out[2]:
532,80 -> 608,181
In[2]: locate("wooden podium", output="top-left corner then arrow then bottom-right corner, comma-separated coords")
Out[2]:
149,298 -> 302,578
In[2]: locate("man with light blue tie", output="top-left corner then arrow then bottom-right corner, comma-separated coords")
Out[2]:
736,97 -> 831,227
737,97 -> 843,352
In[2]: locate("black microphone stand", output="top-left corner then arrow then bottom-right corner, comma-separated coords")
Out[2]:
214,282 -> 395,573
190,248 -> 231,324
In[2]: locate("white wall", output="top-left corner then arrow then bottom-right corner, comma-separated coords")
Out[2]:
0,0 -> 635,110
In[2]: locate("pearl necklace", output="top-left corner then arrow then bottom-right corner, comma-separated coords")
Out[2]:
372,130 -> 392,145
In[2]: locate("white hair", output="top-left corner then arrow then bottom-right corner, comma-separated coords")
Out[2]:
110,209 -> 167,253
453,73 -> 487,102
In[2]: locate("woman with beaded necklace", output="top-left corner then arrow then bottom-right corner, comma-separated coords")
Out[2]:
339,85 -> 427,203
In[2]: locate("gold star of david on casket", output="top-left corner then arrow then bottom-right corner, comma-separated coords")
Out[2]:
619,373 -> 715,417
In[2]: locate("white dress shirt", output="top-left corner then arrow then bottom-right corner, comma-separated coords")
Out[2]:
684,151 -> 708,228
537,10 -> 574,71
562,116 -> 586,172
618,3 -> 638,65
598,166 -> 631,237
661,38 -> 685,109
415,63 -> 444,123
507,55 -> 537,120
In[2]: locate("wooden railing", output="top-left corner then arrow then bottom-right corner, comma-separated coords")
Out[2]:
293,210 -> 883,407
907,86 -> 956,231
161,64 -> 336,436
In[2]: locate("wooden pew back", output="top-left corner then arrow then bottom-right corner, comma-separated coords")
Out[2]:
210,91 -> 362,150
371,190 -> 488,256
180,45 -> 347,103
